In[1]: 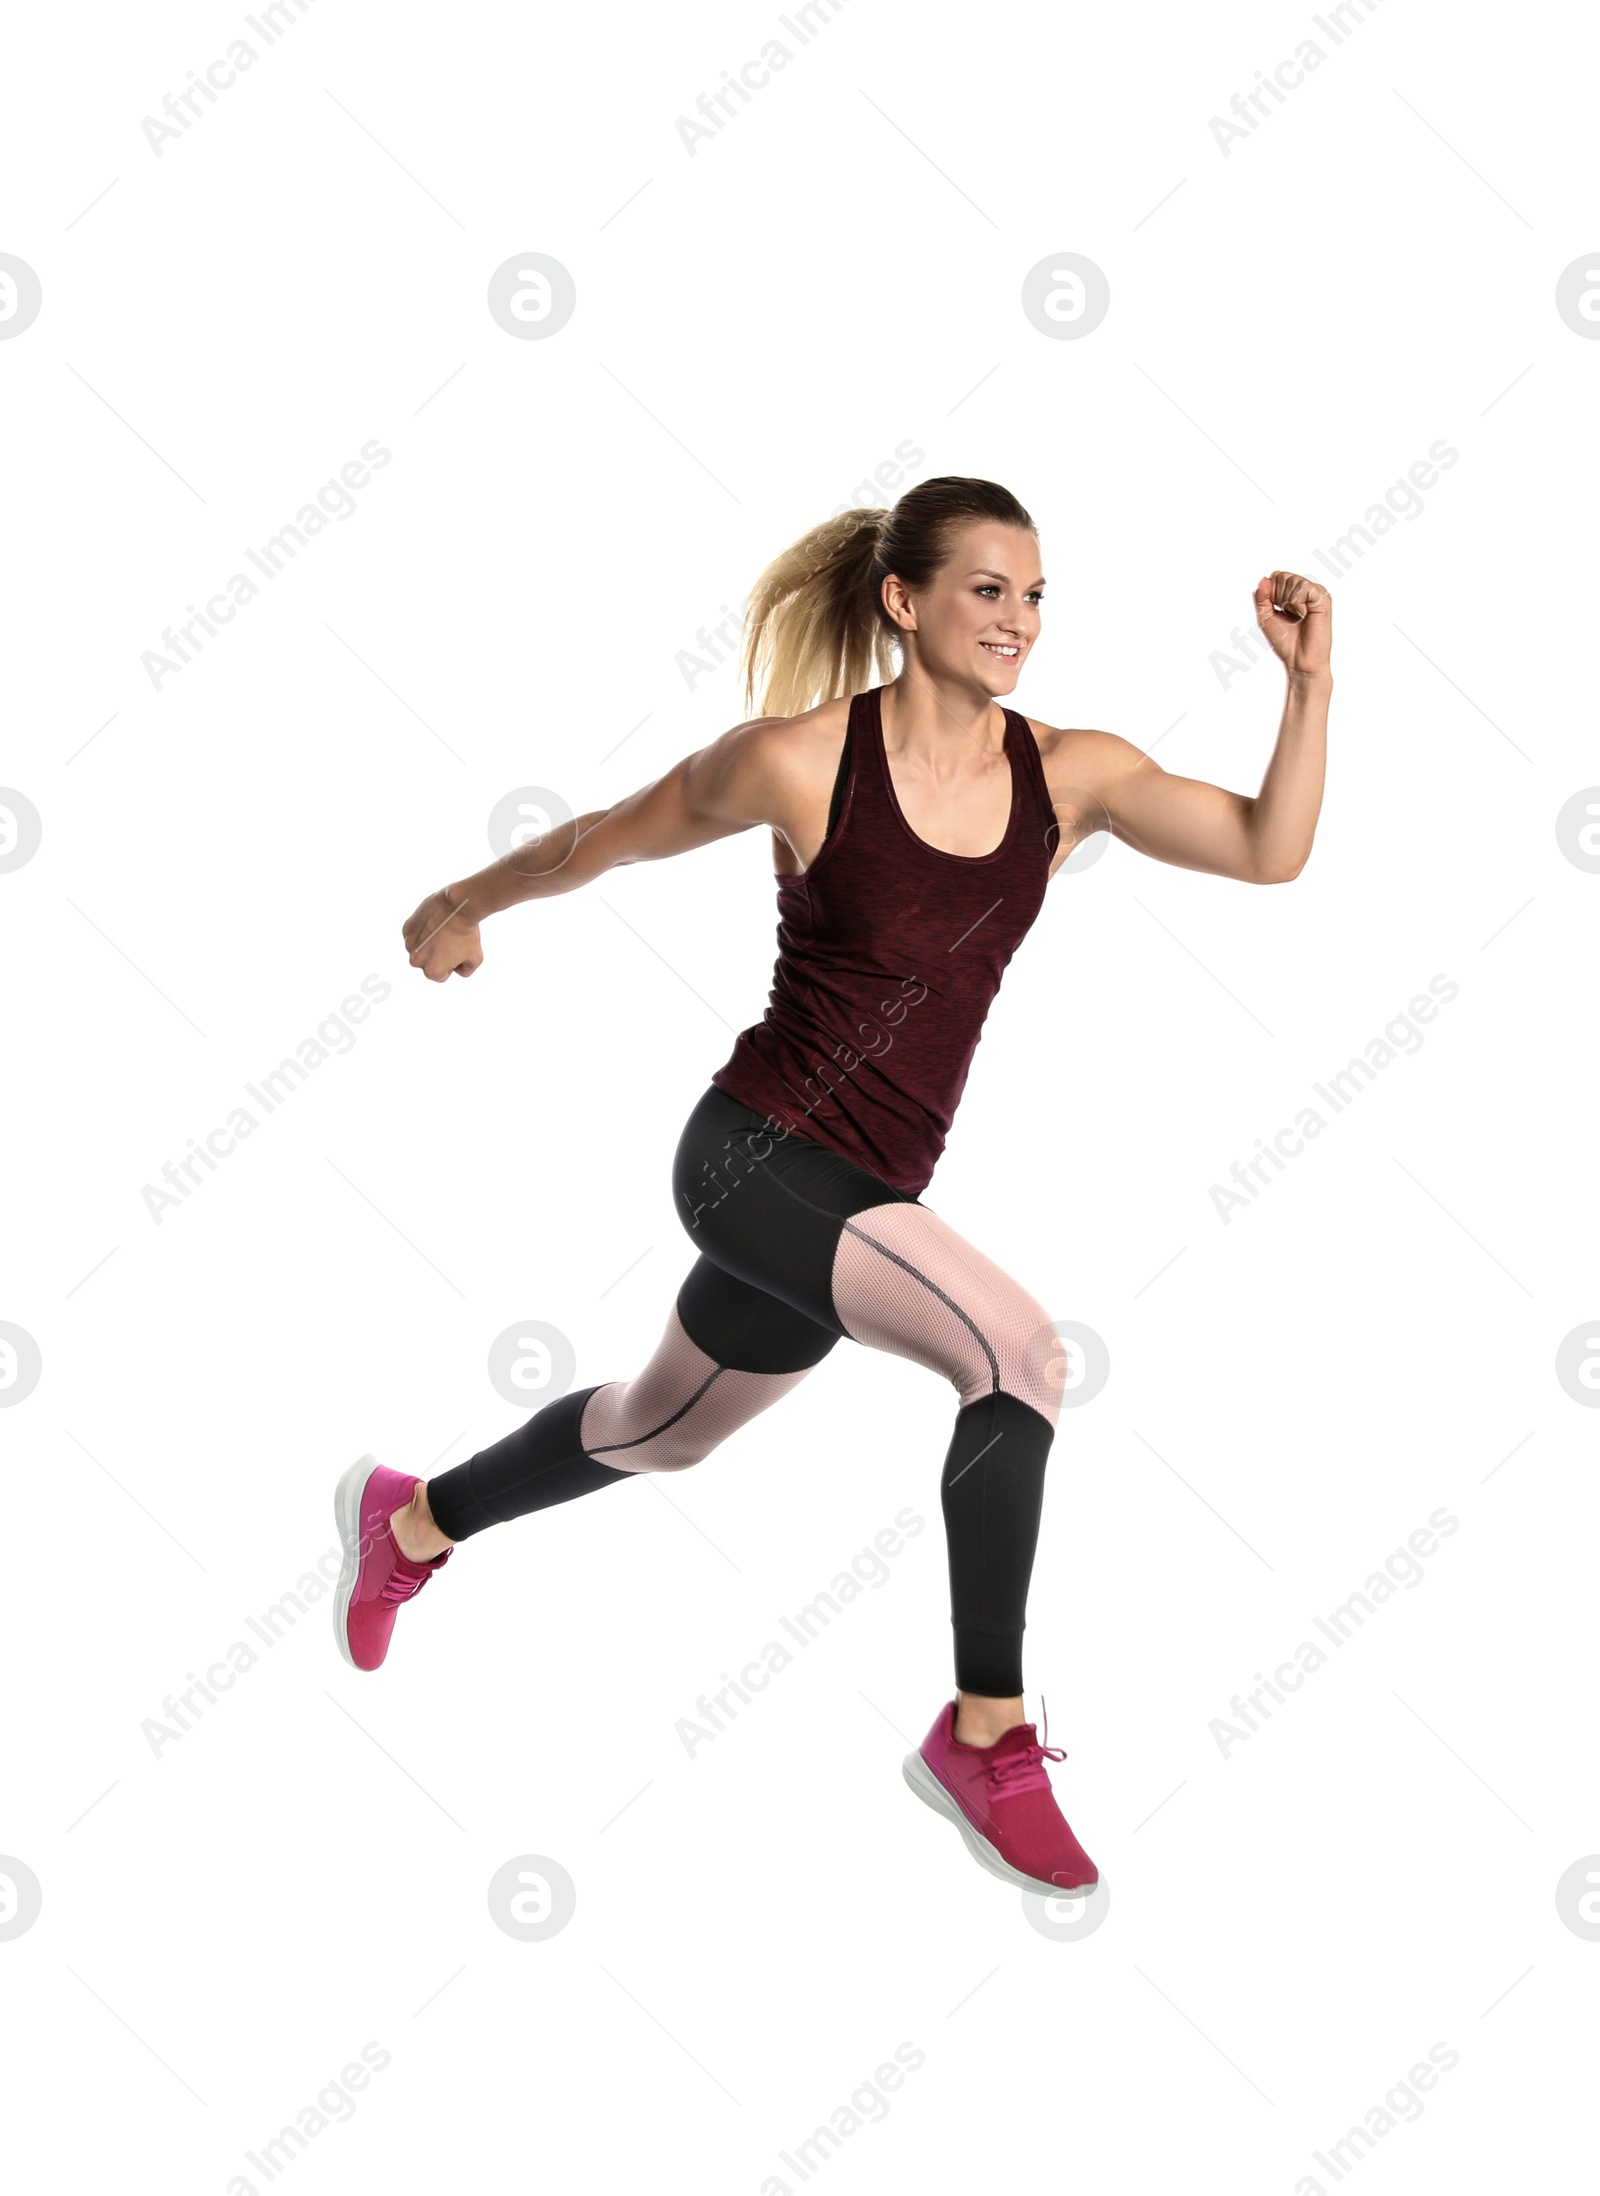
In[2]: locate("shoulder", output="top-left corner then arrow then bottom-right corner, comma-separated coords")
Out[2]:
738,693 -> 852,755
685,695 -> 853,833
1018,715 -> 1154,796
719,694 -> 853,794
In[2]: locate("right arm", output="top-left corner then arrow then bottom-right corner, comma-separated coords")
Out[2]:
402,716 -> 796,981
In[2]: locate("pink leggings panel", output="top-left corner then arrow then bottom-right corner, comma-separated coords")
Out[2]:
830,1203 -> 1063,1423
579,1307 -> 812,1474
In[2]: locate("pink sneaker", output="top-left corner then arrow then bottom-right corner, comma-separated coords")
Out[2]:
333,1456 -> 451,1672
903,1699 -> 1099,1897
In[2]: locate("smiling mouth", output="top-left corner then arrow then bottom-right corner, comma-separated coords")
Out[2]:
980,641 -> 1020,659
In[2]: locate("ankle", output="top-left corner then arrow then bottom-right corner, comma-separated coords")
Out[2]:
390,1486 -> 452,1564
953,1692 -> 1025,1749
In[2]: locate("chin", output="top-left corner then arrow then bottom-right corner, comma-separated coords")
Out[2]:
976,651 -> 1022,688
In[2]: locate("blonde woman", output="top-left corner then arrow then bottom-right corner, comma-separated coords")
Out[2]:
333,476 -> 1331,1898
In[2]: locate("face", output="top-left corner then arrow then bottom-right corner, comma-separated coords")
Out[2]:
883,521 -> 1044,696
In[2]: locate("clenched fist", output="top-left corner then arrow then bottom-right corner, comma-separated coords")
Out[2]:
403,881 -> 483,983
1254,570 -> 1332,681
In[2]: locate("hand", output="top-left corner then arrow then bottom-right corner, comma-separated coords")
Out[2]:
403,881 -> 482,982
1253,570 -> 1332,682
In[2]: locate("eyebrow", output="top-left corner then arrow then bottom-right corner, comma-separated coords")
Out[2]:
966,569 -> 1047,586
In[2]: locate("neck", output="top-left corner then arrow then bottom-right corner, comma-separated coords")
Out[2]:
880,669 -> 1007,761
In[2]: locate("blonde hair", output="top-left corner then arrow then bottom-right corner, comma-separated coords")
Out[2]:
739,476 -> 1037,719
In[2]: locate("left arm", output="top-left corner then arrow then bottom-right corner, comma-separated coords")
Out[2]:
1047,570 -> 1332,885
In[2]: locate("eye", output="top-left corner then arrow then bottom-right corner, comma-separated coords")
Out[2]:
975,584 -> 1000,598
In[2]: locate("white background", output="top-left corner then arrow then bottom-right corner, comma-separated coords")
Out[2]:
2,1 -> 1596,2189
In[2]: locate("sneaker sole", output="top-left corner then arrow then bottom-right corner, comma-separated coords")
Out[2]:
332,1454 -> 379,1671
902,1749 -> 1100,1900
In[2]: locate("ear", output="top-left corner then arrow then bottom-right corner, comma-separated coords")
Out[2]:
880,573 -> 917,633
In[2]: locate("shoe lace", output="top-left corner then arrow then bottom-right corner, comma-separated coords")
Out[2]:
377,1548 -> 447,1605
982,1694 -> 1066,1800
985,1740 -> 1066,1799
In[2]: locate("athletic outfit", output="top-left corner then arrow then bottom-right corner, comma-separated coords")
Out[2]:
335,684 -> 1099,1896
707,678 -> 1059,1192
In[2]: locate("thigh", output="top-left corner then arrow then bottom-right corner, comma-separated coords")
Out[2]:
579,1254 -> 838,1473
672,1083 -> 921,1334
673,1086 -> 1059,1421
830,1202 -> 1062,1421
674,1254 -> 839,1373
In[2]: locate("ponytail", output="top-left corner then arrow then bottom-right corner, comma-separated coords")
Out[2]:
739,476 -> 1037,718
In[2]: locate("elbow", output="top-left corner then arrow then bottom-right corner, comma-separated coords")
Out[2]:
1253,848 -> 1310,885
1243,801 -> 1314,884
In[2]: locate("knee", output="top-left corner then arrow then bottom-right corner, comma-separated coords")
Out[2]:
582,1390 -> 718,1475
579,1382 -> 708,1473
627,1432 -> 716,1475
1005,1296 -> 1066,1429
942,1290 -> 1064,1424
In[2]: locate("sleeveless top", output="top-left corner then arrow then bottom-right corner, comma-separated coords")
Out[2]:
709,684 -> 1060,1195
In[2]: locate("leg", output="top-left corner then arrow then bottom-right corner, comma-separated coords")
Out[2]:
418,1253 -> 838,1550
828,1203 -> 1062,1743
670,1088 -> 1063,1736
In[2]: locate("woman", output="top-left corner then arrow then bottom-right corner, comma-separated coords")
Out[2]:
332,476 -> 1331,1899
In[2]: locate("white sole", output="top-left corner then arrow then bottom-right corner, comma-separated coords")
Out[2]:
332,1453 -> 379,1671
902,1749 -> 1101,1900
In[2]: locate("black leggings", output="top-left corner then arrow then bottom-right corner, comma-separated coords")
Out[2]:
426,1086 -> 1063,1695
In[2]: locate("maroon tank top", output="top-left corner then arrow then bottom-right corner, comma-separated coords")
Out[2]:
710,684 -> 1060,1195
